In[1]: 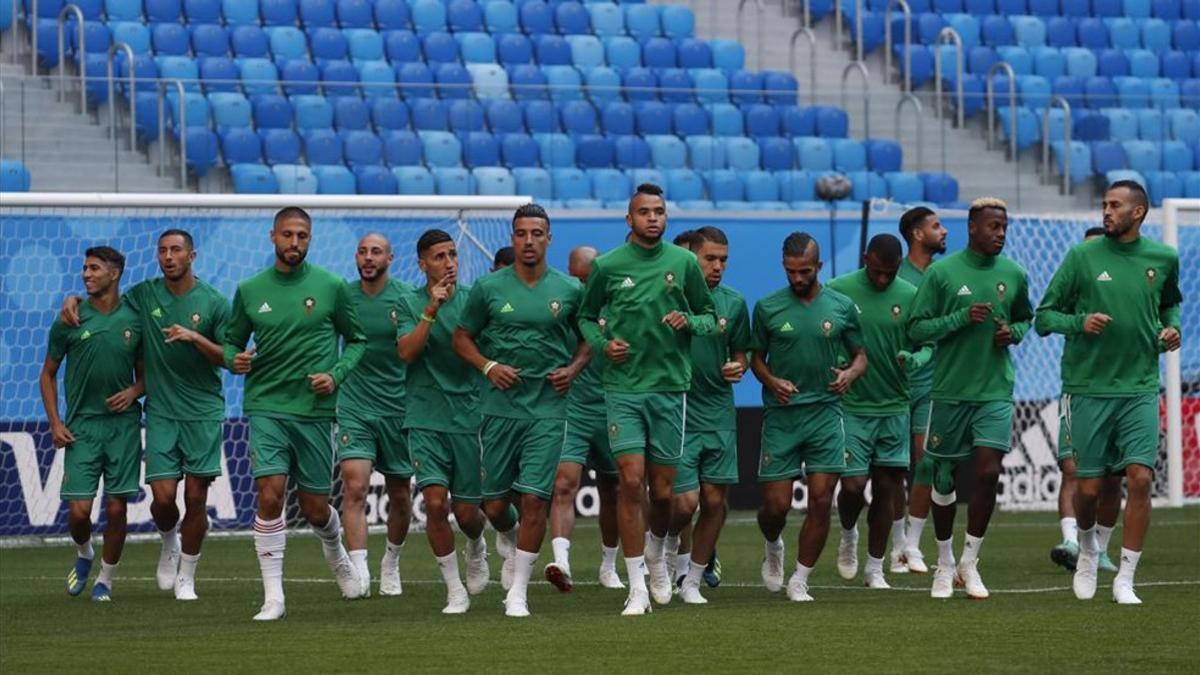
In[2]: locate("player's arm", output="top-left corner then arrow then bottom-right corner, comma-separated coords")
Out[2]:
1034,249 -> 1093,337
106,359 -> 145,414
327,281 -> 367,385
907,269 -> 986,343
548,340 -> 591,395
38,353 -> 74,448
222,286 -> 257,374
667,257 -> 717,334
1158,255 -> 1183,352
397,276 -> 451,363
578,260 -> 629,363
1000,270 -> 1035,347
721,297 -> 752,382
830,303 -> 868,394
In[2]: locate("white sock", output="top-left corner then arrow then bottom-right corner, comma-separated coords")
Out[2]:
311,506 -> 344,562
507,549 -> 539,602
936,537 -> 955,567
436,551 -> 466,592
179,552 -> 200,581
382,539 -> 404,562
865,555 -> 884,575
906,517 -> 927,550
254,515 -> 286,604
159,525 -> 180,550
1060,517 -> 1078,545
684,560 -> 705,588
600,544 -> 618,570
499,524 -> 518,553
665,532 -> 680,555
349,549 -> 369,581
675,552 -> 691,575
765,536 -> 784,553
647,532 -> 665,561
76,539 -> 94,560
465,533 -> 485,558
1116,547 -> 1141,584
1079,526 -> 1097,554
551,537 -> 570,567
961,534 -> 984,564
841,525 -> 857,541
790,561 -> 813,585
1096,524 -> 1115,554
890,518 -> 906,551
625,556 -> 647,593
97,561 -> 118,587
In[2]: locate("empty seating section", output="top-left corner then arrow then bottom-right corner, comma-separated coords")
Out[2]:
853,0 -> 1200,204
21,0 -> 941,204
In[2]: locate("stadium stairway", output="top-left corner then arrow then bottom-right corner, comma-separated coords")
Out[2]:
0,57 -> 179,192
689,0 -> 1089,211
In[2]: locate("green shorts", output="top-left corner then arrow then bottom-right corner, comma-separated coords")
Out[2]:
910,393 -> 932,434
606,391 -> 686,466
60,414 -> 142,501
758,402 -> 846,481
249,416 -> 334,494
843,412 -> 911,478
1064,393 -> 1160,479
673,429 -> 738,494
144,415 -> 223,482
1056,396 -> 1073,463
480,416 -> 566,500
408,428 -> 482,504
924,400 -> 1013,460
337,414 -> 413,478
560,406 -> 618,476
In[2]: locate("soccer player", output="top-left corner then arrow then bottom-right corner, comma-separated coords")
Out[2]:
453,203 -> 589,617
396,229 -> 490,615
908,197 -> 1034,600
224,207 -> 367,621
60,230 -> 230,600
752,232 -> 867,602
546,245 -> 625,591
40,246 -> 144,602
1035,181 -> 1182,604
337,234 -> 414,598
577,183 -> 717,615
493,246 -> 516,271
1048,226 -> 1122,575
828,234 -> 930,589
894,206 -> 947,574
667,226 -> 750,605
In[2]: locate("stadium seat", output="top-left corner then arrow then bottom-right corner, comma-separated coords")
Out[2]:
544,66 -> 583,102
1144,170 -> 1183,205
383,129 -> 422,165
391,166 -> 432,194
183,128 -> 220,177
385,30 -> 422,62
795,137 -> 833,171
724,136 -> 760,171
920,172 -> 959,203
709,39 -> 745,70
552,167 -> 591,201
671,103 -> 707,137
512,167 -> 553,200
1010,16 -> 1046,47
624,4 -> 661,40
420,130 -> 462,167
1139,109 -> 1165,140
1033,47 -> 1065,79
849,171 -> 888,200
210,92 -> 252,128
231,164 -> 279,193
666,169 -> 704,201
273,164 -> 320,193
832,139 -> 867,172
192,24 -> 230,59
535,34 -> 571,66
153,23 -> 190,57
759,136 -> 793,171
422,31 -> 460,64
501,133 -> 539,167
646,134 -> 687,169
159,57 -> 201,93
498,33 -> 533,66
509,65 -> 548,101
474,167 -> 517,196
606,36 -> 641,70
337,0 -> 373,28
1107,18 -> 1140,50
601,102 -> 635,136
744,104 -> 781,138
686,135 -> 726,171
435,63 -> 473,100
487,99 -> 524,134
311,27 -> 349,63
1045,17 -> 1076,48
1123,140 -> 1162,173
1162,140 -> 1194,171
1063,48 -> 1097,78
643,37 -> 677,70
448,0 -> 483,32
885,172 -> 924,202
311,164 -> 356,193
614,134 -> 651,169
261,128 -> 303,164
678,38 -> 713,70
1048,140 -> 1091,183
1085,76 -> 1118,108
567,35 -> 605,71
343,131 -> 384,166
262,0 -> 299,26
692,69 -> 729,105
763,72 -> 800,106
462,131 -> 499,167
535,132 -> 575,167
743,170 -> 780,202
411,0 -> 447,34
590,168 -> 631,202
524,100 -> 559,133
303,128 -> 344,164
459,32 -> 496,64
185,0 -> 221,23
302,0 -> 337,27
408,98 -> 446,131
347,30 -> 385,62
465,63 -> 508,100
267,27 -> 309,61
1170,109 -> 1200,142
709,103 -> 744,137
321,60 -> 361,98
982,15 -> 1015,46
815,107 -> 849,138
585,67 -> 622,106
622,67 -> 657,102
485,1 -> 518,34
661,5 -> 695,40
707,169 -> 743,202
220,128 -> 262,164
635,102 -> 671,136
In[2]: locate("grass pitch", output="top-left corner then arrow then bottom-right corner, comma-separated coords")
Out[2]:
2,508 -> 1198,673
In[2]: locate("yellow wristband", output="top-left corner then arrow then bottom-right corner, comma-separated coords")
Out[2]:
482,360 -> 498,376
420,313 -> 436,324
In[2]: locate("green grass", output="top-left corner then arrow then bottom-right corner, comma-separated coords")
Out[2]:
3,508 -> 1199,673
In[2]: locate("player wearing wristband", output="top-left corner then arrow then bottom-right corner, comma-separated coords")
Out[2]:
223,207 -> 368,621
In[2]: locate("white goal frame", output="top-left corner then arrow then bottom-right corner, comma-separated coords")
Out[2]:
1163,198 -> 1197,507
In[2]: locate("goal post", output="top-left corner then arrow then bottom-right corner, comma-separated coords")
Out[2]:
1163,198 -> 1199,507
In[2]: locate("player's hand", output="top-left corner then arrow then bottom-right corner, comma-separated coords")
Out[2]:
232,346 -> 256,374
105,387 -> 138,413
51,422 -> 75,448
1082,313 -> 1113,335
827,366 -> 856,395
721,360 -> 745,383
661,311 -> 688,331
162,324 -> 198,344
897,350 -> 912,368
605,339 -> 630,364
993,320 -> 1014,348
968,303 -> 993,324
60,295 -> 82,328
307,373 -> 336,395
767,376 -> 798,405
1160,327 -> 1182,352
547,366 -> 577,394
428,273 -> 456,309
487,363 -> 521,390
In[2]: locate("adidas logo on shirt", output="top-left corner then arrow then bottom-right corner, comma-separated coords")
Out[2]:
780,321 -> 794,332
956,285 -> 972,296
1097,271 -> 1113,281
258,302 -> 273,314
500,302 -> 515,313
620,277 -> 636,288
151,307 -> 163,318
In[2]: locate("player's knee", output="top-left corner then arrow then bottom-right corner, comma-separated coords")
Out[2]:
617,474 -> 644,502
976,460 -> 1001,488
553,473 -> 579,502
699,491 -> 725,516
298,500 -> 328,525
67,502 -> 92,524
481,500 -> 509,524
840,478 -> 866,501
1125,468 -> 1152,498
759,495 -> 789,521
342,477 -> 369,505
424,493 -> 449,521
105,499 -> 128,526
808,491 -> 833,518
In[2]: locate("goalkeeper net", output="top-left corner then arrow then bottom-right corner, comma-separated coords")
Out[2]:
0,195 -> 522,540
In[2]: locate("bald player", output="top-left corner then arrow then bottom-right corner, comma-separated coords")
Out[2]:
337,234 -> 416,597
546,246 -> 625,591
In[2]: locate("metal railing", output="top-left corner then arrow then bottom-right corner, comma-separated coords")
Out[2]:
105,42 -> 135,152
156,79 -> 188,189
790,27 -> 817,107
29,0 -> 37,75
884,0 -> 913,93
841,62 -> 871,139
737,0 -> 766,71
895,93 -> 923,172
985,61 -> 1020,207
1041,95 -> 1073,196
933,27 -> 964,129
56,4 -> 85,112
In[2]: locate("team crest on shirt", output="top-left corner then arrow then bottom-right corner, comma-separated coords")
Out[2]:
929,434 -> 942,448
190,312 -> 202,328
389,308 -> 399,326
304,297 -> 316,314
608,423 -> 619,438
718,317 -> 728,332
1146,268 -> 1157,285
549,300 -> 562,318
761,453 -> 771,468
996,282 -> 1008,301
339,432 -> 351,447
891,304 -> 902,321
821,319 -> 833,336
664,271 -> 676,288
122,328 -> 133,345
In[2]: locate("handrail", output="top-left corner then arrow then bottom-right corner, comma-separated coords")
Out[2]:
156,80 -> 189,186
29,0 -> 37,75
985,61 -> 1017,154
841,61 -> 871,139
9,0 -> 19,65
790,27 -> 817,107
895,93 -> 923,172
855,0 -> 864,62
801,0 -> 811,28
106,42 -> 136,154
1041,95 -> 1073,196
737,0 -> 765,70
174,79 -> 187,188
933,27 -> 964,128
884,0 -> 913,92
56,4 -> 85,112
835,0 -> 843,49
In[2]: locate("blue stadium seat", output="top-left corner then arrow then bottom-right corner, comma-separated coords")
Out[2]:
1176,21 -> 1200,50
192,24 -> 229,58
777,106 -> 814,138
865,139 -> 903,172
359,61 -> 396,99
707,169 -> 744,202
367,97 -> 406,130
465,63 -> 508,100
353,164 -> 398,193
1077,19 -> 1109,50
1184,79 -> 1200,107
1085,76 -> 1118,108
759,136 -> 793,170
524,100 -> 559,133
501,133 -> 539,167
623,67 -> 657,102
185,0 -> 221,23
1048,140 -> 1091,182
1115,76 -> 1150,107
261,128 -> 302,163
231,163 -> 278,193
795,137 -> 833,171
1123,140 -> 1161,173
605,36 -> 641,70
692,69 -> 729,105
1129,49 -> 1160,79
347,29 -> 385,62
410,97 -> 448,130
390,165 -> 431,193
487,99 -> 523,133
520,1 -> 554,35
293,94 -> 333,129
997,46 -> 1033,75
832,139 -> 866,172
222,0 -> 258,25
945,14 -> 981,50
728,70 -> 763,106
1169,109 -> 1200,142
268,26 -> 309,62
1144,170 -> 1182,205
509,64 -> 548,101
642,37 -> 677,70
165,91 -> 210,131
474,167 -> 516,196
585,67 -> 621,106
709,39 -> 745,70
158,56 -> 201,93
1018,75 -> 1052,108
1185,171 -> 1200,198
661,5 -> 695,40
462,131 -> 499,167
385,30 -> 421,62
210,91 -> 252,128
920,172 -> 959,204
253,94 -> 293,129
1153,0 -> 1182,19
1045,17 -> 1076,48
152,23 -> 190,57
677,38 -> 712,70
273,164 -> 319,193
302,128 -> 343,165
646,134 -> 687,169
763,72 -> 800,105
382,129 -> 421,165
1107,17 -> 1140,50
567,35 -> 605,71
1098,49 -> 1131,77
337,0 -> 373,28
498,33 -> 532,65
886,172 -> 924,202
105,0 -> 142,21
344,129 -> 384,166
1063,47 -> 1097,78
447,0 -> 483,32
459,32 -> 497,64
374,0 -> 411,29
109,21 -> 151,54
744,104 -> 780,137
485,1 -> 518,34
1010,16 -> 1046,47
419,129 -> 462,167
301,0 -> 337,27
1143,18 -> 1173,51
1162,140 -> 1194,171
601,101 -> 634,135
666,169 -> 704,201
1105,109 -> 1139,141
334,96 -> 370,130
261,0 -> 299,26
849,171 -> 888,200
321,60 -> 361,98
1033,47 -> 1065,79
588,2 -> 625,38
310,165 -> 354,193
968,45 -> 998,75
996,0 -> 1026,14
724,136 -> 760,170
560,99 -> 597,134
1091,141 -> 1126,173
435,63 -> 473,100
743,170 -> 780,202
686,135 -> 726,171
589,168 -> 630,202
535,132 -> 575,167
555,1 -> 591,35
672,103 -> 708,136
395,62 -> 434,99
422,31 -> 459,64
1150,77 -> 1180,108
311,27 -> 349,63
222,128 -> 263,164
1028,0 -> 1057,15
624,3 -> 660,40
552,167 -> 591,200
709,103 -> 744,136
1161,50 -> 1191,80
996,106 -> 1040,149
575,134 -> 614,168
511,167 -> 553,200
982,15 -> 1015,46
657,69 -> 692,104
543,65 -> 582,102
635,101 -> 671,135
814,106 -> 849,137
411,0 -> 447,34
614,135 -> 651,169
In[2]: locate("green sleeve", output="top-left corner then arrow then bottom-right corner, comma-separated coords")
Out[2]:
124,282 -> 142,313
222,286 -> 253,370
905,344 -> 933,371
210,293 -> 231,350
47,320 -> 68,362
750,302 -> 769,352
1160,254 -> 1183,333
330,280 -> 367,385
577,259 -> 609,354
395,293 -> 418,337
907,268 -> 970,343
841,299 -> 864,351
1008,270 -> 1034,345
1034,249 -> 1085,337
683,257 -> 717,336
729,297 -> 753,353
457,281 -> 490,336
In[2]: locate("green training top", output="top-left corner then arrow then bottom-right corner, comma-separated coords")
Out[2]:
898,258 -> 934,401
459,265 -> 582,419
223,262 -> 366,420
907,247 -> 1033,402
566,307 -> 607,414
125,278 -> 229,422
1034,235 -> 1183,396
47,300 -> 142,425
578,241 -> 717,393
828,269 -> 922,415
687,284 -> 752,431
751,286 -> 864,407
338,278 -> 413,420
397,283 -> 480,432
